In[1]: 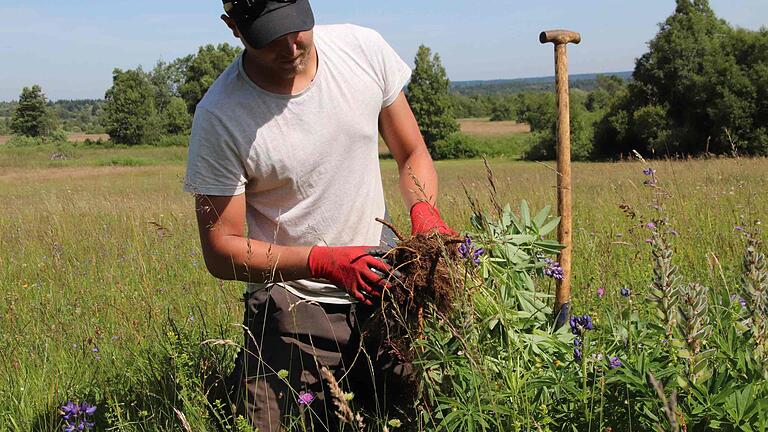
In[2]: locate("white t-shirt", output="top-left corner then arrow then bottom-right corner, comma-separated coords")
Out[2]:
184,24 -> 412,304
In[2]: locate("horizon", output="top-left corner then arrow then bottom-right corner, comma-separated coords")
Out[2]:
0,70 -> 636,103
0,0 -> 766,101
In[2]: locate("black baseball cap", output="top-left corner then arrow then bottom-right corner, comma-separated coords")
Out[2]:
223,0 -> 314,49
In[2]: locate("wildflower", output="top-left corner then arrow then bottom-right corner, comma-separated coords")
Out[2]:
569,315 -> 594,335
609,356 -> 623,369
297,390 -> 315,405
60,401 -> 96,432
730,294 -> 747,309
388,419 -> 403,428
597,287 -> 605,298
543,258 -> 565,281
646,222 -> 656,230
92,347 -> 99,353
277,369 -> 289,380
573,347 -> 583,362
735,226 -> 745,232
459,236 -> 484,264
643,168 -> 656,176
574,338 -> 582,347
620,287 -> 631,298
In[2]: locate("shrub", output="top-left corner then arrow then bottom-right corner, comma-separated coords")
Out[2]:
432,133 -> 480,160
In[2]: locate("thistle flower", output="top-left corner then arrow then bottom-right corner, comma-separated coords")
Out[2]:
297,390 -> 315,406
620,287 -> 631,298
543,258 -> 565,281
609,356 -> 623,369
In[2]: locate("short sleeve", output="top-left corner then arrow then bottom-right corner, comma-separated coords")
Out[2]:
183,107 -> 248,196
365,29 -> 412,108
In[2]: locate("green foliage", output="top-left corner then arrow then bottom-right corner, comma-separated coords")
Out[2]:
489,99 -> 514,121
10,85 -> 55,137
161,97 -> 192,135
0,117 -> 10,135
102,68 -> 162,145
51,99 -> 104,133
406,45 -> 459,157
150,56 -> 194,113
596,1 -> 768,157
432,132 -> 532,160
432,133 -> 480,160
179,44 -> 241,113
516,92 -> 556,132
524,95 -> 598,161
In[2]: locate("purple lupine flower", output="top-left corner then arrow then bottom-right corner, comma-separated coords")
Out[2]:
459,236 -> 485,265
573,347 -> 583,362
297,390 -> 315,405
473,249 -> 485,264
573,338 -> 582,347
730,294 -> 747,309
609,356 -> 623,369
620,287 -> 631,298
597,287 -> 605,298
569,315 -> 594,335
60,401 -> 96,432
643,168 -> 656,176
543,258 -> 565,281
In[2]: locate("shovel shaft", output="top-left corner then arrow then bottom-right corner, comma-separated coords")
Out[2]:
554,44 -> 573,311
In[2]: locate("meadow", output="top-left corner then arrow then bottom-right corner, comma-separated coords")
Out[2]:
1,134 -> 767,430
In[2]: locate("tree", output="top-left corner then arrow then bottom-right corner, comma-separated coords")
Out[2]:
406,45 -> 459,157
150,55 -> 194,113
10,85 -> 54,137
179,44 -> 241,113
102,68 -> 161,145
595,0 -> 768,157
162,96 -> 192,135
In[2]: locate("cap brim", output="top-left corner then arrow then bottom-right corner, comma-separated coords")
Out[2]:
237,0 -> 314,49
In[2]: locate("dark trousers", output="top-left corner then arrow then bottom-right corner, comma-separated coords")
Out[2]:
225,285 -> 410,431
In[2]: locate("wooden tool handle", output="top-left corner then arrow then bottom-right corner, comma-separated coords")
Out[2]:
540,30 -> 582,45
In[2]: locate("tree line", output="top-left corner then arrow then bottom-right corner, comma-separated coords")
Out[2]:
4,0 -> 767,158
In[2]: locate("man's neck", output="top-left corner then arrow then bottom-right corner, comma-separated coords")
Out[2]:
242,45 -> 318,95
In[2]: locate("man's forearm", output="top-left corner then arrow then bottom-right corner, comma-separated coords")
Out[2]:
202,235 -> 313,284
398,146 -> 439,209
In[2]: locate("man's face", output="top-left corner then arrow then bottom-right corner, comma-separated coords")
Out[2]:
248,30 -> 315,76
222,15 -> 314,77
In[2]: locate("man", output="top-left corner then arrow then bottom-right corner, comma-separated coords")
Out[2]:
184,0 -> 456,429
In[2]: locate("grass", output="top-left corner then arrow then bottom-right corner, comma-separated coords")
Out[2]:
1,146 -> 767,430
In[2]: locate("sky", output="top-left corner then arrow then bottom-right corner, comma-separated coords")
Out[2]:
0,0 -> 766,101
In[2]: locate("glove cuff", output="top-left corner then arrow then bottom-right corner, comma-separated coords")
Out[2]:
307,245 -> 330,279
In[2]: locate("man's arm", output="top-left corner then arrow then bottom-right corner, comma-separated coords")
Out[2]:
380,92 -> 457,236
194,194 -> 393,304
379,91 -> 438,209
194,194 -> 312,283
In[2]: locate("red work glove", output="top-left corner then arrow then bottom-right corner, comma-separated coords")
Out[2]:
410,201 -> 458,236
308,246 -> 394,305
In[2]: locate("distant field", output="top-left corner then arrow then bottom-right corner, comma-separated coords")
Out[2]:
0,133 -> 109,145
458,118 -> 531,136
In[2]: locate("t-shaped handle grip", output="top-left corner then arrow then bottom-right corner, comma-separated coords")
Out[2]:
540,30 -> 581,45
